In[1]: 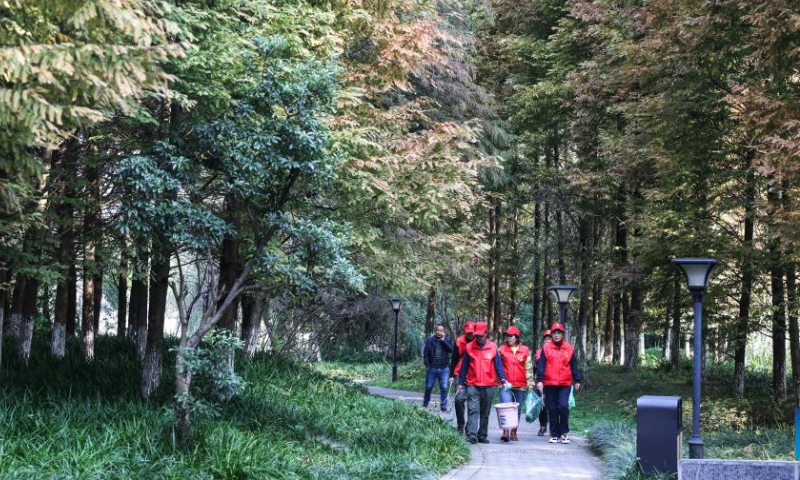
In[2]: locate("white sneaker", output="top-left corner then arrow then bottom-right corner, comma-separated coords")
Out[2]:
560,434 -> 570,444
548,437 -> 559,444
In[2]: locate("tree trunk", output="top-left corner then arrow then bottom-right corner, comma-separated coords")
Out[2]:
612,292 -> 622,365
788,264 -> 800,407
93,269 -> 103,334
7,273 -> 25,340
768,183 -> 787,399
669,274 -> 682,369
241,295 -> 265,359
81,161 -> 100,362
543,199 -> 552,326
67,263 -> 77,336
603,295 -> 613,362
17,276 -> 38,365
129,250 -> 149,359
0,270 -> 7,370
117,246 -> 128,337
532,200 -> 542,351
425,286 -> 437,337
52,196 -> 74,358
141,252 -> 170,399
733,164 -> 756,397
576,218 -> 592,367
662,289 -> 672,363
624,284 -> 644,371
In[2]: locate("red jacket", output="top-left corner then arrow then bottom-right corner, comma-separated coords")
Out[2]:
453,335 -> 470,377
540,340 -> 577,386
464,340 -> 500,387
499,344 -> 531,388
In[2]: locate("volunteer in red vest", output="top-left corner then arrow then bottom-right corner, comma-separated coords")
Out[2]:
534,329 -> 552,436
449,321 -> 476,435
498,325 -> 533,442
535,323 -> 581,444
457,322 -> 511,444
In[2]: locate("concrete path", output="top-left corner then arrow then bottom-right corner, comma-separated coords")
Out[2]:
367,386 -> 602,480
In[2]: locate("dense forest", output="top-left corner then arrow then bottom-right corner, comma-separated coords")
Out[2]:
1,0 -> 799,445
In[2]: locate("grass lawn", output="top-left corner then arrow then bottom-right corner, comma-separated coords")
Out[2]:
313,360 -> 428,393
0,336 -> 468,479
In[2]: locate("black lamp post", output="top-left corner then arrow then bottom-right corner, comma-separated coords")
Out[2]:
672,257 -> 718,460
389,298 -> 402,382
548,285 -> 578,326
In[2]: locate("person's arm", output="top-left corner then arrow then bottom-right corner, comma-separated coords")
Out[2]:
525,352 -> 534,388
442,337 -> 453,353
449,346 -> 460,377
535,349 -> 546,384
493,352 -> 507,383
570,351 -> 582,383
458,353 -> 469,385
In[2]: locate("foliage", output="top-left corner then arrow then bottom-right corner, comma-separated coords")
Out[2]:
0,334 -> 468,479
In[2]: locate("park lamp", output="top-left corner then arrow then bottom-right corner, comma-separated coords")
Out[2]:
390,298 -> 402,313
672,258 -> 718,294
548,285 -> 578,304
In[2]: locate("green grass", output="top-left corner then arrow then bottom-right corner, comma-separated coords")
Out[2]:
313,360 -> 428,393
577,363 -> 797,480
0,335 -> 468,479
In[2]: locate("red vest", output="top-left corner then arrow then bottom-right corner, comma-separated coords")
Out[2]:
499,344 -> 530,388
542,340 -> 575,386
465,340 -> 499,387
454,335 -> 471,376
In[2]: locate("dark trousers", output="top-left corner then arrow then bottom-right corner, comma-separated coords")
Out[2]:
539,396 -> 548,428
423,367 -> 449,409
466,385 -> 496,441
455,387 -> 467,428
544,385 -> 571,438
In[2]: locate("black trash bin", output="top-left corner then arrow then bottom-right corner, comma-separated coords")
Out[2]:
636,395 -> 682,475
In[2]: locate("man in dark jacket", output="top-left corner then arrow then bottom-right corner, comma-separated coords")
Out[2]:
423,324 -> 453,411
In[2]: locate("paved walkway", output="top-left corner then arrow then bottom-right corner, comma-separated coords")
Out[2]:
367,386 -> 602,480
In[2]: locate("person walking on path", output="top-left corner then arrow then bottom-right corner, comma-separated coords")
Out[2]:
534,329 -> 552,436
458,321 -> 511,444
449,321 -> 476,434
536,323 -> 581,445
498,325 -> 533,442
423,324 -> 453,411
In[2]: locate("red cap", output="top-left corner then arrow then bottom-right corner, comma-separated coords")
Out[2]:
504,326 -> 521,336
550,323 -> 565,333
464,321 -> 475,333
473,322 -> 488,335
542,329 -> 552,338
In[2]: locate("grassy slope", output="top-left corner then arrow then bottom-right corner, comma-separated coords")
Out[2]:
314,361 -> 428,393
574,363 -> 795,461
0,336 -> 468,479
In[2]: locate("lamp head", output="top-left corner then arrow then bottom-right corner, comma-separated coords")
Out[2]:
672,258 -> 719,292
390,298 -> 402,313
548,285 -> 578,304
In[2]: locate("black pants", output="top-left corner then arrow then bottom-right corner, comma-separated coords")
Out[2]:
539,395 -> 548,428
544,385 -> 571,438
455,387 -> 468,429
466,386 -> 495,441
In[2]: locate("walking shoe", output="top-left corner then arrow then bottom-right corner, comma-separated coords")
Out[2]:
548,437 -> 559,444
560,434 -> 570,444
500,429 -> 509,442
478,438 -> 490,444
467,437 -> 478,444
510,428 -> 518,441
457,426 -> 465,435
537,426 -> 547,436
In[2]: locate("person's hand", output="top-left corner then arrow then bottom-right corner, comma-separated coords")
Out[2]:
502,380 -> 512,391
536,382 -> 543,393
527,385 -> 533,391
574,382 -> 581,392
449,377 -> 455,385
457,384 -> 464,393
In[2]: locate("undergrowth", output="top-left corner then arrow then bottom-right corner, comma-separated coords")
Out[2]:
0,334 -> 468,479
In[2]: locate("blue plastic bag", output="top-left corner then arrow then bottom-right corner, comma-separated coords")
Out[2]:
525,390 -> 543,423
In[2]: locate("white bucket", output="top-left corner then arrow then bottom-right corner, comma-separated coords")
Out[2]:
494,402 -> 519,429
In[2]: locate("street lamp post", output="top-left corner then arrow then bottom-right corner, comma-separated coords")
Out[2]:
390,298 -> 402,382
672,257 -> 718,460
548,285 -> 578,326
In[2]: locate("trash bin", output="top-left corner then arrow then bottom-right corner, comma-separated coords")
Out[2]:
636,395 -> 682,475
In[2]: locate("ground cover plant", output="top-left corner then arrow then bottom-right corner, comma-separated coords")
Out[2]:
0,335 -> 468,480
